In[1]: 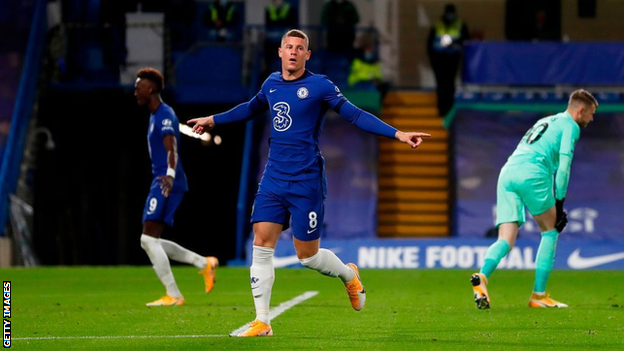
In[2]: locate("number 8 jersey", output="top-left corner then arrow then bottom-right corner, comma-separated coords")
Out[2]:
213,70 -> 396,181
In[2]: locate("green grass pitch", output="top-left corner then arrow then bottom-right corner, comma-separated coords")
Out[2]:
2,267 -> 623,350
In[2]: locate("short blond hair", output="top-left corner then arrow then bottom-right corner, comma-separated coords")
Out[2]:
569,89 -> 598,109
281,29 -> 310,49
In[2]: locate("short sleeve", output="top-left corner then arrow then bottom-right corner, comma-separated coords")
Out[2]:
158,110 -> 176,136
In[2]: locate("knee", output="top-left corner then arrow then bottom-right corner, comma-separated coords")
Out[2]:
253,236 -> 272,247
140,234 -> 158,250
251,223 -> 281,247
143,221 -> 163,238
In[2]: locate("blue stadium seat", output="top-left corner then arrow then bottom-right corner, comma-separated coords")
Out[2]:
319,51 -> 352,88
537,91 -> 566,103
173,45 -> 246,104
482,92 -> 509,102
455,91 -> 480,103
596,92 -> 621,102
509,91 -> 536,102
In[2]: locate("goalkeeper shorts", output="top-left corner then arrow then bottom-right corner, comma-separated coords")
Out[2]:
495,163 -> 555,228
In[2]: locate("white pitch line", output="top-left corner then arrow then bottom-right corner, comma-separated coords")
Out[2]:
229,290 -> 319,336
14,334 -> 224,341
13,291 -> 319,341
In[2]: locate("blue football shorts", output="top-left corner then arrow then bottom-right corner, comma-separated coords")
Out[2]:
142,179 -> 185,227
251,174 -> 327,241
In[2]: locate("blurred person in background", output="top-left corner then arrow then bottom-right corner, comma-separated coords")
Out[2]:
426,3 -> 469,116
203,0 -> 237,42
321,0 -> 359,53
471,90 -> 598,310
348,43 -> 390,100
264,0 -> 298,78
134,67 -> 218,306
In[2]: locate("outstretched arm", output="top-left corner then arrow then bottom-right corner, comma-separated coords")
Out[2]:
337,100 -> 431,148
187,95 -> 268,135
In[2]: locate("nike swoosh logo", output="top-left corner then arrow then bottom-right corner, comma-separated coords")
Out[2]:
567,249 -> 624,269
270,89 -> 277,93
307,228 -> 318,234
273,247 -> 343,268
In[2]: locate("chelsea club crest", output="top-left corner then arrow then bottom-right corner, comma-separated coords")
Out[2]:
297,87 -> 309,99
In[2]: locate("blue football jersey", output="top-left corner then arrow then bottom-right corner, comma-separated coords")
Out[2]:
214,70 -> 396,181
147,102 -> 188,192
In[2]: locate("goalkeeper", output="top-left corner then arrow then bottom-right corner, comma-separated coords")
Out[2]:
471,89 -> 598,309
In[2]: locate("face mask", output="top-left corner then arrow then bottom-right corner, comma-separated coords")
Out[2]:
363,52 -> 374,62
219,0 -> 228,6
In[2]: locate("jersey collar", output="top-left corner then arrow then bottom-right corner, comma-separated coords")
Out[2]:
280,69 -> 311,83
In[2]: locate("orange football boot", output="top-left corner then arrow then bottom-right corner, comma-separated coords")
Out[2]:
146,295 -> 185,306
529,293 -> 568,308
470,273 -> 490,309
345,263 -> 366,311
199,256 -> 219,293
234,320 -> 273,337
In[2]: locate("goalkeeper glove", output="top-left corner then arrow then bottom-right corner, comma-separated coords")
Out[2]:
555,198 -> 567,233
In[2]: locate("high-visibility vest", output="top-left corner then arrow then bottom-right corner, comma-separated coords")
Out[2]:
348,58 -> 382,87
433,20 -> 463,53
267,3 -> 291,22
209,4 -> 235,24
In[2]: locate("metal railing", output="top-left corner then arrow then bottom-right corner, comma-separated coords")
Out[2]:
0,0 -> 47,237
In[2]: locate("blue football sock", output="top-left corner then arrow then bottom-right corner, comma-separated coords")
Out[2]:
480,239 -> 511,279
534,229 -> 559,293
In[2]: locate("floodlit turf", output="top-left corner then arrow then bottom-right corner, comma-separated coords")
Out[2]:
2,267 -> 623,350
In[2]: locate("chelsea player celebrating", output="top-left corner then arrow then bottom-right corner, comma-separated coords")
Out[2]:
135,68 -> 218,306
189,30 -> 430,336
